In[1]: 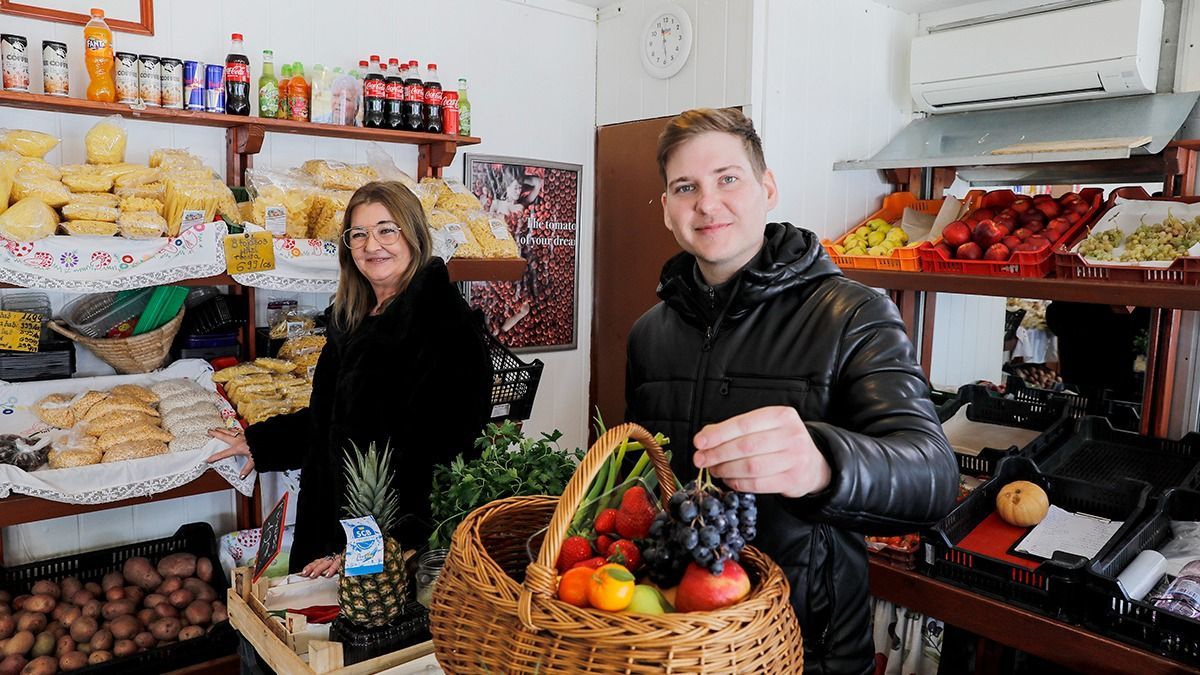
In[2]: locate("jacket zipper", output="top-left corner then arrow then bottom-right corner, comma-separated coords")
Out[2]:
820,524 -> 836,671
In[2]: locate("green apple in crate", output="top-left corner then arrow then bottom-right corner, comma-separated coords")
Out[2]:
339,441 -> 407,627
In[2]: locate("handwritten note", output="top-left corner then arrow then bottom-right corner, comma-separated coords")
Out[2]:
224,231 -> 276,275
1014,505 -> 1123,561
254,492 -> 290,583
0,310 -> 42,353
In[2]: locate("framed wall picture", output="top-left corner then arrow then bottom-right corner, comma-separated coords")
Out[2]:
464,154 -> 581,353
1,0 -> 155,35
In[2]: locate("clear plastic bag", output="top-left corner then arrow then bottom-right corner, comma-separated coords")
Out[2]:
364,142 -> 417,189
12,174 -> 71,208
61,171 -> 113,193
85,114 -> 128,165
246,168 -> 318,238
117,210 -> 167,239
427,208 -> 483,258
0,198 -> 59,241
0,128 -> 60,158
62,203 -> 119,222
268,299 -> 317,340
308,189 -> 352,241
149,147 -> 204,169
465,209 -> 520,259
300,159 -> 377,191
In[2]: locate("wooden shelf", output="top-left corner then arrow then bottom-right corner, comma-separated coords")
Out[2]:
842,269 -> 1200,310
448,258 -> 527,282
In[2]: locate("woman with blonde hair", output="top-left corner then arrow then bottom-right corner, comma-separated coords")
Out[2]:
208,181 -> 492,577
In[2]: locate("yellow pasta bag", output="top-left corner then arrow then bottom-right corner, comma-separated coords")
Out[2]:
163,178 -> 220,236
117,210 -> 167,239
300,160 -> 377,190
115,182 -> 165,201
213,180 -> 240,224
0,151 -> 16,217
308,189 -> 352,241
0,129 -> 60,158
149,148 -> 204,169
62,220 -> 119,236
61,172 -> 113,193
113,167 -> 160,189
62,203 -> 119,222
247,169 -> 317,238
0,198 -> 58,241
94,163 -> 142,181
465,210 -> 521,259
85,115 -> 127,164
14,157 -> 61,180
68,192 -> 120,208
12,174 -> 71,208
419,176 -> 451,203
427,208 -> 483,258
435,179 -> 485,218
118,195 -> 163,216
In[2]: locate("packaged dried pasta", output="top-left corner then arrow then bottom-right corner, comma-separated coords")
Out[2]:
247,168 -> 317,238
308,189 -> 352,241
0,198 -> 58,241
13,156 -> 61,180
62,203 -> 119,222
113,167 -> 160,189
117,210 -> 167,239
85,115 -> 127,164
62,220 -> 119,236
300,159 -> 377,190
435,179 -> 485,218
115,181 -> 165,201
163,177 -> 221,236
427,208 -> 483,258
94,163 -> 142,181
420,176 -> 452,203
365,142 -> 417,188
0,128 -> 60,158
465,210 -> 521,258
12,174 -> 71,208
149,148 -> 204,169
118,195 -> 162,215
69,192 -> 120,208
214,180 -> 240,224
268,300 -> 317,339
0,151 -> 15,217
61,171 -> 113,193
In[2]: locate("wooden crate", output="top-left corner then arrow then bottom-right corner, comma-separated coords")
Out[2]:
228,566 -> 434,675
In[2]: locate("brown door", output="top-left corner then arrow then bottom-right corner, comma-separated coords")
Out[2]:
590,116 -> 680,437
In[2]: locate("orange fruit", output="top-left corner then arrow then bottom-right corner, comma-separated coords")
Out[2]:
587,563 -> 636,611
557,567 -> 593,607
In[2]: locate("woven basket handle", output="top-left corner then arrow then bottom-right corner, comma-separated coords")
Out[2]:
48,320 -> 82,342
518,423 -> 675,629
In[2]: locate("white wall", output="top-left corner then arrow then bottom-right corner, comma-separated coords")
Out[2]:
0,0 -> 597,564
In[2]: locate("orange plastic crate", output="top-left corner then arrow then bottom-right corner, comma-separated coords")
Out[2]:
823,192 -> 944,272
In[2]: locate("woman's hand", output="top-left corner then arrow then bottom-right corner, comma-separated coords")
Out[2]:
206,427 -> 256,479
301,554 -> 343,578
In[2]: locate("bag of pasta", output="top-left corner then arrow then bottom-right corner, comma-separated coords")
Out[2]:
214,180 -> 241,225
163,177 -> 221,236
0,128 -> 60,158
0,198 -> 58,241
308,189 -> 352,241
149,148 -> 205,170
0,151 -> 16,217
117,210 -> 167,239
464,209 -> 521,258
434,178 -> 485,218
12,156 -> 61,181
113,167 -> 160,189
300,159 -> 377,191
364,142 -> 417,189
62,202 -> 119,223
118,195 -> 162,215
69,192 -> 120,208
85,115 -> 127,165
12,174 -> 71,208
246,168 -> 317,238
61,167 -> 113,193
427,208 -> 483,258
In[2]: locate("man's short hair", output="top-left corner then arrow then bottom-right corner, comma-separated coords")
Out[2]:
657,108 -> 766,186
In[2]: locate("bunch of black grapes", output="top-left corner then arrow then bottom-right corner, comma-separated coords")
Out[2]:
641,480 -> 757,587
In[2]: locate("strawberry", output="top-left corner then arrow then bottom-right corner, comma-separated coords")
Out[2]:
615,486 -> 657,539
606,539 -> 642,572
556,535 -> 594,573
594,508 -> 619,535
570,556 -> 607,571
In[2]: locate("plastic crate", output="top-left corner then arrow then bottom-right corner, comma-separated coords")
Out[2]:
1086,488 -> 1200,666
823,192 -> 952,272
918,188 -> 1104,278
487,330 -> 543,422
939,384 -> 1071,478
0,522 -> 235,674
58,289 -> 155,339
0,337 -> 74,382
1055,186 -> 1200,286
181,294 -> 245,336
1034,416 -> 1200,495
927,455 -> 1150,621
1004,375 -> 1105,422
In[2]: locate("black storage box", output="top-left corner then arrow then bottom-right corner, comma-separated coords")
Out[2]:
938,384 -> 1071,478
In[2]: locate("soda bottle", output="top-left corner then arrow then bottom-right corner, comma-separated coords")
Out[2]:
258,49 -> 278,118
385,58 -> 405,130
311,64 -> 333,123
362,55 -> 385,129
224,33 -> 251,115
423,63 -> 443,134
356,60 -> 369,126
403,60 -> 425,132
276,63 -> 292,120
289,62 -> 309,122
83,8 -> 115,102
457,77 -> 471,137
331,67 -> 358,126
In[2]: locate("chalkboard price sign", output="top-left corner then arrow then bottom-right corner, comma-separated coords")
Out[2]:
253,491 -> 290,583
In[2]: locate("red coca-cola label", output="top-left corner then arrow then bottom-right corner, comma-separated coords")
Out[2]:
424,87 -> 443,106
384,81 -> 404,100
405,83 -> 424,103
364,79 -> 386,98
225,61 -> 250,83
443,93 -> 458,111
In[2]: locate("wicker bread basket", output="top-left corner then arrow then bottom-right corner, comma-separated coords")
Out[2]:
49,308 -> 184,374
429,423 -> 804,673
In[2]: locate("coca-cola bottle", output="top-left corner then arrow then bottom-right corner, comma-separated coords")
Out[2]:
224,33 -> 251,115
362,54 -> 385,128
385,58 -> 405,130
423,63 -> 443,134
403,60 -> 425,132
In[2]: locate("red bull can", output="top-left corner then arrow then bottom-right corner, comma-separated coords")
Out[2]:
205,63 -> 224,113
184,60 -> 205,110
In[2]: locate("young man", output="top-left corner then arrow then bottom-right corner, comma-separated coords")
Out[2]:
625,108 -> 959,674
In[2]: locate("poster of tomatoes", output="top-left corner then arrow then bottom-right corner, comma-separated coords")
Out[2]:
464,154 -> 581,352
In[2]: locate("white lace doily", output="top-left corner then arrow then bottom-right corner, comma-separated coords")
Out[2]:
231,234 -> 339,293
0,359 -> 255,504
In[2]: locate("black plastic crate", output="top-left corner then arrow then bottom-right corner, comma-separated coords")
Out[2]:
1004,375 -> 1105,422
0,337 -> 75,382
181,294 -> 245,336
1004,308 -> 1026,342
486,330 -> 542,422
0,522 -> 235,674
927,455 -> 1150,621
1087,488 -> 1200,666
939,384 -> 1071,478
1035,416 -> 1200,495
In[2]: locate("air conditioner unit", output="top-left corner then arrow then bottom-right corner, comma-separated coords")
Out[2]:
910,0 -> 1163,114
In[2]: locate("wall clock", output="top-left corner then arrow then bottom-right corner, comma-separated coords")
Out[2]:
640,5 -> 693,79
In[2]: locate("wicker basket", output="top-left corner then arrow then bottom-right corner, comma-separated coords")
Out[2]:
49,308 -> 184,374
429,423 -> 804,674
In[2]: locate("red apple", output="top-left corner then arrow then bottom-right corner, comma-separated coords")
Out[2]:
1025,221 -> 1045,234
1034,200 -> 1061,219
1047,217 -> 1071,231
1058,191 -> 1079,204
674,561 -> 752,612
934,242 -> 954,260
1065,211 -> 1083,225
1002,235 -> 1022,249
984,243 -> 1011,261
973,208 -> 996,221
1025,236 -> 1051,249
981,191 -> 1014,209
973,219 -> 1005,249
942,220 -> 972,247
1067,199 -> 1089,215
1042,229 -> 1062,243
957,242 -> 983,260
999,208 -> 1019,221
1033,194 -> 1055,204
1020,210 -> 1046,225
1013,228 -> 1032,241
1011,197 -> 1033,214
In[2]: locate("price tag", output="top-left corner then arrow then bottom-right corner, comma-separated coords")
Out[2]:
253,492 -> 289,583
181,209 -> 206,231
264,206 -> 287,236
224,231 -> 277,275
444,222 -> 468,245
0,311 -> 42,353
489,217 -> 513,241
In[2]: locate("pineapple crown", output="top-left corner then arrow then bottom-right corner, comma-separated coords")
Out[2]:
342,440 -> 401,534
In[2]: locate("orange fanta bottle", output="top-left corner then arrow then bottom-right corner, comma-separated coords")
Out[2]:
84,8 -> 115,102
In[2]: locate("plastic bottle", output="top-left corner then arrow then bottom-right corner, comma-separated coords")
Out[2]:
276,63 -> 292,120
258,49 -> 278,118
362,55 -> 385,129
403,60 -> 424,131
457,77 -> 471,137
83,8 -> 115,102
331,67 -> 358,126
423,63 -> 443,134
310,64 -> 333,124
385,58 -> 405,130
356,60 -> 368,126
289,62 -> 309,122
224,33 -> 251,115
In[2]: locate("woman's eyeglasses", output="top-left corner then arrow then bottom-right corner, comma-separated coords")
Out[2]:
343,223 -> 402,249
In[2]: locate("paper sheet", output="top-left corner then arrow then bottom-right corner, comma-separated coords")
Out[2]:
940,405 -> 1043,457
1014,505 -> 1123,561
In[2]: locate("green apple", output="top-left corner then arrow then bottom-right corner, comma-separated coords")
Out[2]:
624,584 -> 674,614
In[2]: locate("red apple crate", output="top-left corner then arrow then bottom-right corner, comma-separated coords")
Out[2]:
918,188 -> 1105,278
823,192 -> 968,273
1054,186 -> 1200,286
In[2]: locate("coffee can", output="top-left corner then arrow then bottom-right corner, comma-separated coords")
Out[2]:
160,57 -> 183,109
184,60 -> 206,110
205,63 -> 225,114
138,54 -> 161,106
41,41 -> 68,96
115,52 -> 139,103
1,34 -> 30,92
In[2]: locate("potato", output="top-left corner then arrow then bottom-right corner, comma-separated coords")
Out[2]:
136,609 -> 155,627
177,626 -> 203,641
196,558 -> 213,583
26,586 -> 55,604
3,631 -> 33,657
29,633 -> 53,659
44,629 -> 61,644
106,616 -> 138,641
9,599 -> 26,612
77,603 -> 98,622
155,554 -> 196,579
0,655 -> 24,675
81,585 -> 99,600
19,655 -> 56,675
16,615 -> 44,635
182,601 -> 211,627
55,583 -> 77,606
86,629 -> 110,654
52,637 -> 72,659
148,618 -> 179,642
102,588 -> 123,603
100,601 -> 134,622
167,590 -> 193,610
99,574 -> 122,594
65,594 -> 88,612
111,640 -> 136,658
67,618 -> 95,645
20,599 -> 50,618
54,608 -> 78,631
69,646 -> 84,657
181,579 -> 215,603
57,651 -> 85,672
0,617 -> 14,640
143,594 -> 166,610
210,602 -> 227,624
155,578 -> 181,595
122,587 -> 143,606
85,652 -> 109,665
153,604 -> 177,620
131,632 -> 154,650
121,558 -> 161,592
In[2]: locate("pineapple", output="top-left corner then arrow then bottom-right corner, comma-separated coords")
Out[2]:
338,441 -> 407,628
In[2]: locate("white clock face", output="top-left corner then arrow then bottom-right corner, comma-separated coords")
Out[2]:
646,13 -> 686,70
